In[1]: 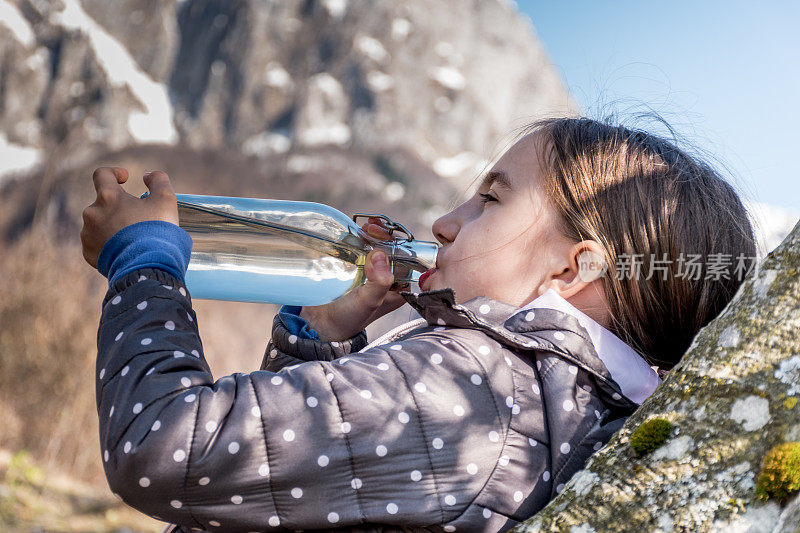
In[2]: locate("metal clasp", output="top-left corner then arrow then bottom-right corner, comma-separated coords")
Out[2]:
352,213 -> 415,241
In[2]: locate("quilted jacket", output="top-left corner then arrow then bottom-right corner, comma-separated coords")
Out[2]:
96,268 -> 650,532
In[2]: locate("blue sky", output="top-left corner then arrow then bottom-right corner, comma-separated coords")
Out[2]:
516,1 -> 799,211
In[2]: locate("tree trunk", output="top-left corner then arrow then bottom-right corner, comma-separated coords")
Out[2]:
514,219 -> 800,533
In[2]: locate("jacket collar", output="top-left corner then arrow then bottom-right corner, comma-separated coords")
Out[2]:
400,288 -> 660,406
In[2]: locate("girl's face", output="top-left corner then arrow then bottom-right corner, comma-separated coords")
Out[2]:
424,133 -> 577,307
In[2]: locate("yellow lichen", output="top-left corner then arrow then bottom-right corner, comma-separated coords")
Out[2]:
629,418 -> 673,456
756,442 -> 800,502
785,397 -> 797,409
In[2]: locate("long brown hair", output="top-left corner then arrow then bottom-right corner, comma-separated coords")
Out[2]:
521,116 -> 756,370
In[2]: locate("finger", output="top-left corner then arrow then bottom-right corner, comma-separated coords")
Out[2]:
357,250 -> 394,305
364,223 -> 393,239
143,171 -> 175,198
92,167 -> 127,195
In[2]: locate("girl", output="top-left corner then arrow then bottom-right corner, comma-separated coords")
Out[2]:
81,117 -> 756,532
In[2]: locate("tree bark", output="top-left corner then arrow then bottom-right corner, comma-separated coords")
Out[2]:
514,219 -> 800,533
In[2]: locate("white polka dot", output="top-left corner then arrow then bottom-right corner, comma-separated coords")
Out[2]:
444,527 -> 456,532
306,396 -> 318,407
268,516 -> 280,527
209,520 -> 220,527
560,442 -> 570,454
360,390 -> 373,399
191,349 -> 200,357
528,438 -> 537,447
595,409 -> 602,419
137,301 -> 147,310
524,311 -> 535,321
488,431 -> 499,442
231,495 -> 243,504
258,464 -> 269,477
478,345 -> 490,355
483,508 -> 492,519
505,396 -> 514,408
351,477 -> 362,489
198,476 -> 210,485
326,372 -> 335,381
103,450 -> 109,462
327,512 -> 339,523
317,454 -> 329,467
173,449 -> 186,462
504,356 -> 513,367
124,441 -> 132,453
414,382 -> 427,393
470,374 -> 482,385
410,470 -> 422,481
563,400 -> 574,412
553,331 -> 566,341
109,406 -> 114,417
121,365 -> 129,376
543,470 -> 550,481
532,383 -> 540,395
568,365 -> 578,375
513,490 -> 524,502
271,376 -> 283,385
99,368 -> 106,379
114,332 -> 123,341
398,412 -> 410,424
437,317 -> 446,325
288,334 -> 297,344
498,455 -> 510,466
377,362 -> 390,371
512,404 -> 520,415
556,483 -> 565,493
338,358 -> 349,365
186,312 -> 193,322
582,384 -> 592,392
111,295 -> 122,305
594,441 -> 603,451
184,393 -> 196,403
170,500 -> 182,509
434,326 -> 446,332
386,503 -> 398,514
228,442 -> 240,454
140,338 -> 152,346
251,405 -> 261,417
179,287 -> 186,297
149,421 -> 160,433
612,392 -> 622,400
138,275 -> 147,282
341,422 -> 351,433
205,420 -> 217,433
479,304 -> 491,314
291,487 -> 303,498
390,344 -> 402,350
165,320 -> 175,330
180,377 -> 191,387
444,494 -> 456,506
138,476 -> 150,487
431,353 -> 443,364
467,463 -> 478,475
174,350 -> 185,358
269,349 -> 277,359
376,444 -> 388,456
146,367 -> 155,376
283,429 -> 295,442
453,405 -> 465,416
432,437 -> 443,449
440,339 -> 450,345
132,403 -> 142,414
330,341 -> 339,347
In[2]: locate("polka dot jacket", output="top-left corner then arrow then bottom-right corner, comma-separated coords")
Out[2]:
97,268 -> 641,532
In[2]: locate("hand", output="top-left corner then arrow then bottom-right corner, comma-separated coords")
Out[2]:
81,167 -> 179,268
300,217 -> 408,342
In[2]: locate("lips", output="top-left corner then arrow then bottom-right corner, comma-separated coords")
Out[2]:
418,268 -> 438,289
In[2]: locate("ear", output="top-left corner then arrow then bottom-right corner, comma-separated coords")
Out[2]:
537,240 -> 609,299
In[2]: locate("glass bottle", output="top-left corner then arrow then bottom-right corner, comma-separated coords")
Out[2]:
166,194 -> 439,306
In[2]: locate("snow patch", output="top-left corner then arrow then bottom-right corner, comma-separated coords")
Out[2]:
718,326 -> 741,348
774,356 -> 800,396
0,133 -> 43,184
25,47 -> 49,70
264,62 -> 292,88
51,0 -> 178,144
712,502 -> 780,533
0,0 -> 35,47
322,0 -> 347,18
356,35 -> 389,63
429,66 -> 466,90
366,70 -> 394,92
729,396 -> 770,431
651,435 -> 693,461
381,182 -> 405,203
391,18 -> 411,41
566,469 -> 599,497
242,132 -> 291,156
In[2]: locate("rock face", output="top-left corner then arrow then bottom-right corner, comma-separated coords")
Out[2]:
515,220 -> 800,532
0,0 -> 577,188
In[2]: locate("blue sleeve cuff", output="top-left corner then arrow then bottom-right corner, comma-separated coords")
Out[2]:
97,220 -> 193,286
278,305 -> 320,341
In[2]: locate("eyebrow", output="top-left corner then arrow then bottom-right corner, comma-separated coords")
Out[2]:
480,170 -> 514,192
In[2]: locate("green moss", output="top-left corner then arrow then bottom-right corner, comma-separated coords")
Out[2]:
756,442 -> 800,502
629,418 -> 673,456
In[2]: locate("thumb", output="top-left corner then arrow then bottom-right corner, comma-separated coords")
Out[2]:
358,250 -> 394,305
143,171 -> 175,198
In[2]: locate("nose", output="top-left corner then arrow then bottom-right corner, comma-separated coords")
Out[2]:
431,207 -> 460,246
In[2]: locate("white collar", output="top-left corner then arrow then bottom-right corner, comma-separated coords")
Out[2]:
515,289 -> 661,405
